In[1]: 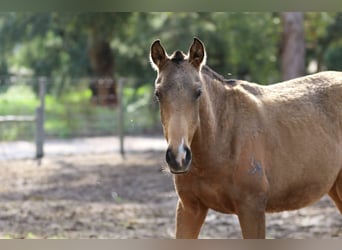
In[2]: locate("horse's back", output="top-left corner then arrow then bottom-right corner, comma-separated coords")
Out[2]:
260,71 -> 342,123
261,71 -> 342,156
264,71 -> 342,99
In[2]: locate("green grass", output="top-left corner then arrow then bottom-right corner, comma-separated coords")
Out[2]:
0,84 -> 39,115
0,85 -> 38,140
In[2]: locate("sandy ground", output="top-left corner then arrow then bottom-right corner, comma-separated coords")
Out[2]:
0,150 -> 341,239
0,136 -> 167,160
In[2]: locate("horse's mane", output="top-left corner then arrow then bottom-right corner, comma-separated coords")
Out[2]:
201,65 -> 237,86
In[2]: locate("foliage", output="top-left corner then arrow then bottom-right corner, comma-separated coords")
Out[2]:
208,13 -> 281,83
2,12 -> 341,85
1,12 -> 342,139
325,42 -> 342,70
304,12 -> 342,72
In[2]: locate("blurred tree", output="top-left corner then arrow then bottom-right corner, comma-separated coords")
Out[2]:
72,13 -> 130,106
0,13 -> 90,94
0,12 -> 130,105
1,12 -> 341,95
280,12 -> 305,80
321,13 -> 342,71
211,13 -> 281,83
123,12 -> 281,85
305,12 -> 342,72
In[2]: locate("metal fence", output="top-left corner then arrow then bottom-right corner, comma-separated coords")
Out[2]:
0,76 -> 162,159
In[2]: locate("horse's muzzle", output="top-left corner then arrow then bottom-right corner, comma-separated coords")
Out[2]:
165,146 -> 192,174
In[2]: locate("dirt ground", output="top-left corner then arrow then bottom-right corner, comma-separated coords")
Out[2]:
0,151 -> 341,239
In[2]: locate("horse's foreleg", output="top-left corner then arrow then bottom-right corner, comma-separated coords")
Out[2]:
329,170 -> 342,213
175,199 -> 208,239
236,202 -> 266,239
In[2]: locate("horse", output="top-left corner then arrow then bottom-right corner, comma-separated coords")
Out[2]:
149,37 -> 342,239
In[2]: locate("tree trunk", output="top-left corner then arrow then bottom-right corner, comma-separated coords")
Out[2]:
88,38 -> 117,107
280,12 -> 306,81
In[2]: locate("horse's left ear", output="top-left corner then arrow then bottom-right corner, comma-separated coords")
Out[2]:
188,37 -> 206,70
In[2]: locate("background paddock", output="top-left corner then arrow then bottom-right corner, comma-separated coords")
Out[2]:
0,147 -> 341,239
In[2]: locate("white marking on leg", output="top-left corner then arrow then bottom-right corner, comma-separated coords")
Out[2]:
176,137 -> 186,165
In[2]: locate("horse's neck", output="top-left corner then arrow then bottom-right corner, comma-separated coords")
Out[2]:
192,73 -> 235,154
191,70 -> 266,171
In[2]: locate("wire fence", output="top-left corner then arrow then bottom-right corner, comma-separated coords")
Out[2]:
0,76 -> 163,159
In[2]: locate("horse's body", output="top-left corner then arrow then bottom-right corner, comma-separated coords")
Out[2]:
150,38 -> 342,238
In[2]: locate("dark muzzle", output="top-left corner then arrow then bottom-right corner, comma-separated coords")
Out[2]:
165,146 -> 192,174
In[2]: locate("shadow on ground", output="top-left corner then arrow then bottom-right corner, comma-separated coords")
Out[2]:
0,151 -> 341,239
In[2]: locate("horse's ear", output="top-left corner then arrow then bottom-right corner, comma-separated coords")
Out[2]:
188,37 -> 206,70
150,40 -> 167,71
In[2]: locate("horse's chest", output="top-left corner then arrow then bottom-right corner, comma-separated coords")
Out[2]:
193,177 -> 236,214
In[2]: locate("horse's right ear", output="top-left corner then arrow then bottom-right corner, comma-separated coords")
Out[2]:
188,37 -> 206,70
150,40 -> 167,71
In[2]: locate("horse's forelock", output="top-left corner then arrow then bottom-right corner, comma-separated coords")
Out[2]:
171,50 -> 186,64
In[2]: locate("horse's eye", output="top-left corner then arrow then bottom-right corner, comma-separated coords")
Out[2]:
195,88 -> 202,99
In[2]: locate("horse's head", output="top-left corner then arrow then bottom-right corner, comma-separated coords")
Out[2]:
150,38 -> 206,174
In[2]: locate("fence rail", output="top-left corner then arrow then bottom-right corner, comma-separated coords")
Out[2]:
0,115 -> 35,122
0,76 -> 161,160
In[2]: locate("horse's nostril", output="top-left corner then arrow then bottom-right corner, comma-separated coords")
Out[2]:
165,148 -> 174,165
184,146 -> 192,166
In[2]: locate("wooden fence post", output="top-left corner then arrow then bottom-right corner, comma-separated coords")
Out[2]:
118,78 -> 125,157
35,77 -> 46,159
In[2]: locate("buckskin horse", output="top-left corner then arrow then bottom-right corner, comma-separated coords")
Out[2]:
149,37 -> 342,239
